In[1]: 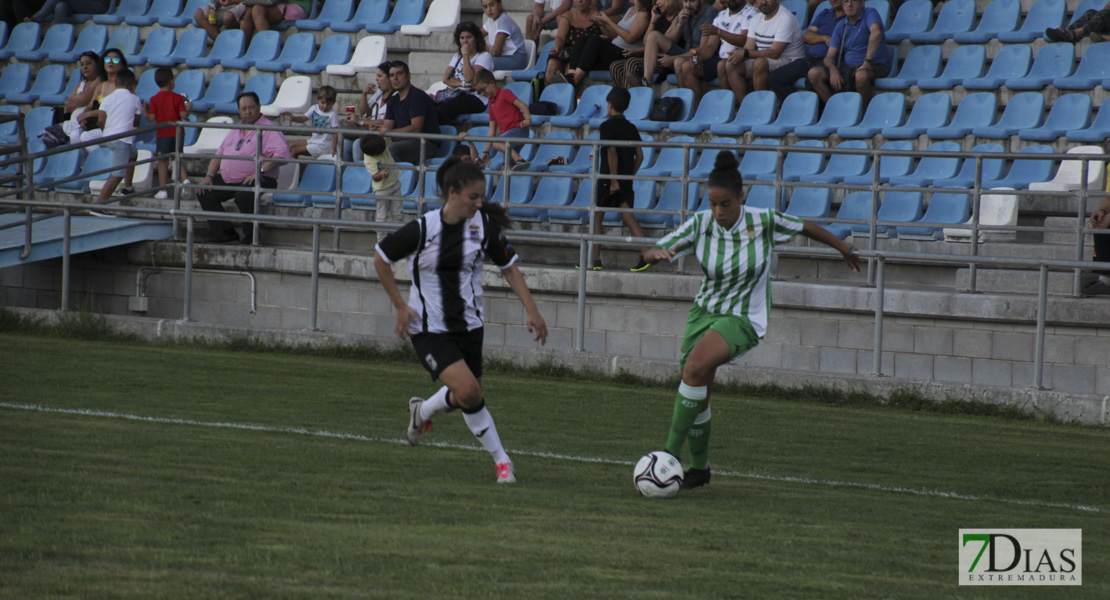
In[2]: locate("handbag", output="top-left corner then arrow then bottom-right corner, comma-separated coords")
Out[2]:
433,87 -> 466,103
40,124 -> 69,149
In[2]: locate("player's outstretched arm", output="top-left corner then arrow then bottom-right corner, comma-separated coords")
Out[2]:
642,246 -> 675,264
800,221 -> 861,272
502,263 -> 548,345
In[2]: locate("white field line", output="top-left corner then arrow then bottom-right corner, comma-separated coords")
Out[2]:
3,401 -> 1105,515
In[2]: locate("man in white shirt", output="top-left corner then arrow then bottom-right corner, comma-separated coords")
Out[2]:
673,0 -> 756,103
722,0 -> 804,104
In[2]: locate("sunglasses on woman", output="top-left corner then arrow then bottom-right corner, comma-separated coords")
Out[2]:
105,57 -> 122,64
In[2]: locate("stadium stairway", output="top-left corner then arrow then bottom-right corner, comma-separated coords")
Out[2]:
0,212 -> 172,269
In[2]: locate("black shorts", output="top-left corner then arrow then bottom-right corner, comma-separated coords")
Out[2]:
596,184 -> 633,209
410,327 -> 484,381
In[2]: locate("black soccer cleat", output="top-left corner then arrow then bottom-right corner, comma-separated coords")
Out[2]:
680,467 -> 711,490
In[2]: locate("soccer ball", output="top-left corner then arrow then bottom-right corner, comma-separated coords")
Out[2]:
633,451 -> 683,498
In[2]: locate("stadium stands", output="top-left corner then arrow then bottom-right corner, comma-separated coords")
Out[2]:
186,29 -> 246,69
952,0 -> 1020,43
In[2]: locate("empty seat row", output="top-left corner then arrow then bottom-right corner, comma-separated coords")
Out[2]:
884,0 -> 1103,44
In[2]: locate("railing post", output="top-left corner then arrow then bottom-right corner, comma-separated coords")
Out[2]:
872,255 -> 885,376
61,208 -> 71,311
1034,264 -> 1048,390
310,223 -> 321,331
183,216 -> 194,322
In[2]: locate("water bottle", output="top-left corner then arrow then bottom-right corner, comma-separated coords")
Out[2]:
582,103 -> 601,118
207,4 -> 217,25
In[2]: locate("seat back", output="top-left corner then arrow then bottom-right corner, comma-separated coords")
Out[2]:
858,92 -> 906,128
690,89 -> 736,125
107,25 -> 140,55
877,190 -> 924,226
207,29 -> 247,62
926,0 -> 975,36
538,83 -> 576,116
241,30 -> 281,62
1010,0 -> 1065,35
277,32 -> 316,63
0,64 -> 32,99
894,45 -> 942,80
785,186 -> 831,218
1071,42 -> 1110,79
243,74 -> 278,106
135,27 -> 176,61
934,44 -> 985,79
965,0 -> 1020,36
979,44 -> 1031,80
1,22 -> 41,56
875,140 -> 914,179
949,92 -> 997,128
1069,0 -> 1106,25
770,91 -> 818,127
1026,42 -> 1075,80
169,28 -> 207,61
815,140 -> 870,181
728,90 -> 777,131
739,139 -> 781,177
689,138 -> 739,178
903,92 -> 951,128
745,185 -> 786,210
173,70 -> 206,103
997,92 -> 1046,129
780,140 -> 826,180
38,24 -> 76,56
815,92 -> 862,128
885,0 -> 933,40
311,35 -> 350,66
1041,94 -> 1093,130
350,35 -> 387,69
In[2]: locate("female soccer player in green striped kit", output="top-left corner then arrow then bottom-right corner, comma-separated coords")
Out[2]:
641,151 -> 861,490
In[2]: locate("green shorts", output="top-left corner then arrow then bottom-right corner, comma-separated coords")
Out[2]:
679,304 -> 759,371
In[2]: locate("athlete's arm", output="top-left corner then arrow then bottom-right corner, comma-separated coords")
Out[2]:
800,221 -> 861,272
501,263 -> 548,345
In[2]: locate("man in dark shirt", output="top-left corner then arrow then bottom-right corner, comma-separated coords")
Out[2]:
382,61 -> 441,164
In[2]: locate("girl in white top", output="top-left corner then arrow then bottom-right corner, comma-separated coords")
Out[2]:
436,22 -> 495,124
482,0 -> 529,71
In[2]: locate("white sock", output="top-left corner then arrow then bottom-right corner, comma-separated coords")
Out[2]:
1100,275 -> 1110,285
419,386 -> 451,422
462,404 -> 510,464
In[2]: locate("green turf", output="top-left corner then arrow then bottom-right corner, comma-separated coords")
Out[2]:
1,333 -> 1107,599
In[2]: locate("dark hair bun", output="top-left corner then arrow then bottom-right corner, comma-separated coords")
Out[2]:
713,150 -> 739,172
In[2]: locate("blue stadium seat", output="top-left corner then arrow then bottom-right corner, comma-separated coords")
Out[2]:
7,65 -> 67,105
546,177 -> 594,225
1067,0 -> 1106,27
490,175 -> 537,220
273,163 -> 337,207
798,140 -> 870,184
309,165 -> 369,209
917,44 -> 985,89
870,190 -> 924,237
134,68 -> 160,102
634,88 -> 696,133
739,139 -> 781,179
884,0 -> 933,43
423,125 -> 459,168
186,29 -> 246,68
331,0 -> 390,32
511,41 -> 555,82
126,0 -> 182,26
0,22 -> 8,49
836,92 -> 905,138
750,91 -> 818,137
952,0 -> 1020,43
55,147 -> 116,195
1017,94 -> 1091,141
897,192 -> 972,240
297,0 -> 356,30
589,86 -> 652,128
522,176 -> 573,222
148,28 -> 207,67
256,32 -> 316,72
888,141 -> 962,187
0,22 -> 40,60
470,81 -> 532,126
128,27 -> 175,67
688,138 -> 738,179
669,89 -> 736,135
998,0 -> 1065,43
0,106 -> 22,146
550,84 -> 612,128
173,70 -> 206,104
981,145 -> 1057,190
48,24 -> 107,63
94,0 -> 148,24
755,140 -> 826,182
626,179 -> 661,227
794,92 -> 862,138
881,92 -> 951,139
37,70 -> 82,107
781,0 -> 808,27
107,25 -> 141,57
1067,101 -> 1110,143
291,35 -> 351,74
924,92 -> 996,139
841,140 -> 914,186
160,0 -> 208,27
523,132 -> 576,173
15,23 -> 70,61
0,64 -> 32,102
549,133 -> 601,175
35,150 -> 82,191
1004,42 -> 1074,90
191,72 -> 240,113
636,135 -> 698,178
215,74 -> 276,114
910,0 -> 975,43
962,44 -> 1031,90
745,185 -> 787,210
785,186 -> 832,218
1053,42 -> 1110,90
970,92 -> 1044,139
873,45 -> 941,89
529,83 -> 576,125
659,181 -> 702,227
824,191 -> 874,238
708,90 -> 776,136
223,30 -> 281,70
364,0 -> 424,33
931,143 -> 1006,189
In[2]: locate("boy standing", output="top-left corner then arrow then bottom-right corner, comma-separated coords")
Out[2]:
473,70 -> 530,170
146,67 -> 192,200
86,67 -> 142,210
590,88 -> 650,272
283,86 -> 340,158
360,133 -> 403,223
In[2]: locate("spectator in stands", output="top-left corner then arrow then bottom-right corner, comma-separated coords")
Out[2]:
195,0 -> 248,42
360,133 -> 403,223
608,0 -> 682,88
527,0 -> 572,43
240,0 -> 310,40
342,62 -> 395,162
482,0 -> 530,71
1085,171 -> 1110,295
587,88 -> 650,272
807,0 -> 887,108
708,0 -> 760,100
64,51 -> 105,120
196,92 -> 291,245
73,48 -> 128,144
382,61 -> 441,165
82,68 -> 140,210
722,0 -> 804,104
673,0 -> 754,103
562,0 -> 651,89
631,0 -> 718,89
436,21 -> 495,124
145,67 -> 193,201
545,0 -> 606,85
282,85 -> 339,159
472,69 -> 531,170
32,0 -> 108,24
767,0 -> 844,103
1047,1 -> 1110,43
1,0 -> 44,28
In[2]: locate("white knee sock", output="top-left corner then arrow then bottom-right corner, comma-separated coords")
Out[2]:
419,386 -> 452,422
462,404 -> 510,465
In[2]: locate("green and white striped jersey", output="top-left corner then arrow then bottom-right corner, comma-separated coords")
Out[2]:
657,208 -> 804,337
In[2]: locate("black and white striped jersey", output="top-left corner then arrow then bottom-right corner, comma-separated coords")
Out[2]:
376,209 -> 518,335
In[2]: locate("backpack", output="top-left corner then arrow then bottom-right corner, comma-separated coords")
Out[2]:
529,73 -> 546,102
648,97 -> 683,122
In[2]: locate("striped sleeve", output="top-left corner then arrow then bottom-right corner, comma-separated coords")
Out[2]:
657,213 -> 705,260
768,209 -> 805,245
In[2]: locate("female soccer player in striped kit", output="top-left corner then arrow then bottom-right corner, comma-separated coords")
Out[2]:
374,156 -> 548,484
641,151 -> 861,490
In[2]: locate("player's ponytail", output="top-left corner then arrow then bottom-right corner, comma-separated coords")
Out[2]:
707,150 -> 743,193
436,156 -> 514,230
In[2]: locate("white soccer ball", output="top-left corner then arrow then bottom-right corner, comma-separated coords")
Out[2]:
633,451 -> 683,498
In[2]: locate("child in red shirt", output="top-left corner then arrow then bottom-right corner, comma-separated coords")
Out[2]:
472,70 -> 531,170
145,67 -> 192,200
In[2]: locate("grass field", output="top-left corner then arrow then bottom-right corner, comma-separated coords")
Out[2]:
1,329 -> 1108,599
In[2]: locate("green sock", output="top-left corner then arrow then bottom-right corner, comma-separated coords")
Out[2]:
664,383 -> 707,460
686,408 -> 712,470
